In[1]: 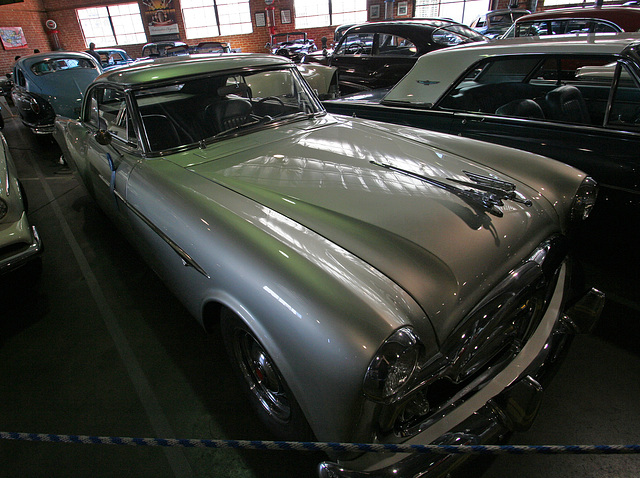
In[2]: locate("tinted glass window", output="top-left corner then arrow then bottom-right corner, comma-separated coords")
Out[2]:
440,54 -> 623,127
377,34 -> 417,56
87,87 -> 137,146
30,57 -> 97,76
336,33 -> 374,54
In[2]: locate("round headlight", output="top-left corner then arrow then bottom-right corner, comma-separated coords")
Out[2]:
571,176 -> 598,221
363,327 -> 422,402
0,198 -> 8,220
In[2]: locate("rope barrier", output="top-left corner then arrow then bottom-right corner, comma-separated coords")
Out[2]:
1,432 -> 640,455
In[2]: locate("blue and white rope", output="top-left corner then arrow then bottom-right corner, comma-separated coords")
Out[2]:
1,432 -> 639,455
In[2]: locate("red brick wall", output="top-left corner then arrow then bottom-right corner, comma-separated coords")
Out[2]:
0,0 -> 51,76
1,0 -> 416,77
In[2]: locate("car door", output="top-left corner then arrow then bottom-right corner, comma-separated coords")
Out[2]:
332,31 -> 418,94
331,32 -> 375,94
80,85 -> 140,230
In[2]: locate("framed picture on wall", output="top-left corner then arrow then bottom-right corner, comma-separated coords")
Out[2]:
281,9 -> 291,24
397,2 -> 408,16
255,12 -> 266,27
0,26 -> 28,50
370,4 -> 380,19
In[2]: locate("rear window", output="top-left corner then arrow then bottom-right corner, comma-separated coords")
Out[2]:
31,57 -> 97,76
432,25 -> 486,46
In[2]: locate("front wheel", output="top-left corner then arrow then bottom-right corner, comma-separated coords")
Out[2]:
220,308 -> 314,440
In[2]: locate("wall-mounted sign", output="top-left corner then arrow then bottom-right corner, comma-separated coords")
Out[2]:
0,27 -> 28,50
141,0 -> 179,37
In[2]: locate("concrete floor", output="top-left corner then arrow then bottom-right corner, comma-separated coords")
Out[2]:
1,98 -> 639,478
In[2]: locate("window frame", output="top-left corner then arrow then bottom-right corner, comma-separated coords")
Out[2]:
180,0 -> 253,40
293,0 -> 367,29
76,3 -> 146,48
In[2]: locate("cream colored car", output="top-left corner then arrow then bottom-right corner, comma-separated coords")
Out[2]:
0,131 -> 42,278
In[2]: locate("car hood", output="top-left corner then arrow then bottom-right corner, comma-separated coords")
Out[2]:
179,116 -> 561,341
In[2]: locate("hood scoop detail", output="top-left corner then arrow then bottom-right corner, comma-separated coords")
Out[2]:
371,161 -> 532,217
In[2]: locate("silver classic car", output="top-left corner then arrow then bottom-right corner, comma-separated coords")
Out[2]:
54,54 -> 603,477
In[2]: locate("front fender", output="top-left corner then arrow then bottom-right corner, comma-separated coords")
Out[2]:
125,159 -> 437,442
297,63 -> 339,98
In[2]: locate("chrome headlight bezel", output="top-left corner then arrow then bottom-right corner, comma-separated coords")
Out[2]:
363,326 -> 423,403
571,176 -> 598,221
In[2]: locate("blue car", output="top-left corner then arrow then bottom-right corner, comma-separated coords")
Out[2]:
11,51 -> 102,134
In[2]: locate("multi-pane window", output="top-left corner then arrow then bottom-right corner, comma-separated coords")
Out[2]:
293,0 -> 366,29
77,3 -> 146,47
415,0 -> 488,24
181,0 -> 252,39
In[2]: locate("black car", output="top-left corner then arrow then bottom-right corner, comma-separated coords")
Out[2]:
304,20 -> 486,95
323,34 -> 640,211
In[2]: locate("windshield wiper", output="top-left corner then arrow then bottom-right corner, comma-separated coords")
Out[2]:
371,161 -> 531,217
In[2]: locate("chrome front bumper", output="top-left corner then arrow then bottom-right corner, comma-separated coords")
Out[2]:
318,287 -> 605,478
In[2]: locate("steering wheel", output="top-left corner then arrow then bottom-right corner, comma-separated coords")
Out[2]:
256,96 -> 286,117
345,43 -> 364,55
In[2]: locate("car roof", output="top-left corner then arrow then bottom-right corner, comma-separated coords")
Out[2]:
384,33 -> 640,104
94,53 -> 293,87
514,6 -> 640,25
343,18 -> 474,34
16,51 -> 99,70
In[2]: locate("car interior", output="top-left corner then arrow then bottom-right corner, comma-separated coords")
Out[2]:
438,54 -> 640,128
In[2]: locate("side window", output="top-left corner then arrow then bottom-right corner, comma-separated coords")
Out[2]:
335,33 -> 374,55
439,54 -> 619,125
607,64 -> 640,130
86,87 -> 137,146
593,21 -> 620,34
376,34 -> 416,56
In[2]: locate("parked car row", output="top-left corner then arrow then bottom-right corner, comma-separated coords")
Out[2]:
304,19 -> 487,95
324,33 -> 640,212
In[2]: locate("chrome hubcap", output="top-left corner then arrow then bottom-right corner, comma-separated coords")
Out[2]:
237,330 -> 291,422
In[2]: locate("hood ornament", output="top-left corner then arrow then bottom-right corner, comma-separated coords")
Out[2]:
371,162 -> 532,217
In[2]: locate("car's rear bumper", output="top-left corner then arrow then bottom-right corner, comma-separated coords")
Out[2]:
318,286 -> 604,478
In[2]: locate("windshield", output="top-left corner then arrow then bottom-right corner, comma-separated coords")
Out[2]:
133,66 -> 324,153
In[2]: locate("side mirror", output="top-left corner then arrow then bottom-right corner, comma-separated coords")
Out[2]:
95,129 -> 112,146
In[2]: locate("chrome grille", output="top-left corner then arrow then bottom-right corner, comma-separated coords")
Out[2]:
385,235 -> 568,438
